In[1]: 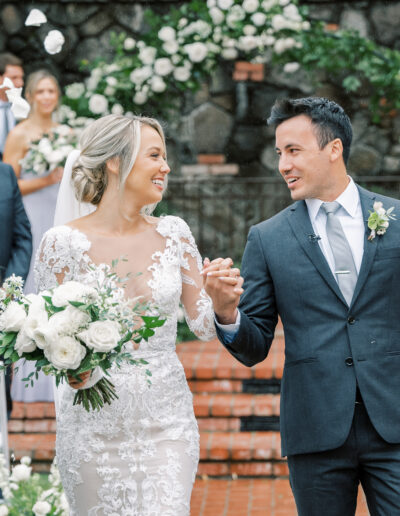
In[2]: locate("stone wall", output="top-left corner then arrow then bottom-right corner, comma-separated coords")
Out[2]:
1,1 -> 400,179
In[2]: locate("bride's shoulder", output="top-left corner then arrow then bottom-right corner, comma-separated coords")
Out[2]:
40,224 -> 91,252
156,214 -> 193,239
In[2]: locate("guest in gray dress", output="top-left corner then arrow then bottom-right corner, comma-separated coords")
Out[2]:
3,69 -> 65,402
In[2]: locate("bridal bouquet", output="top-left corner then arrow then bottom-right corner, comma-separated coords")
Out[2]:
0,271 -> 165,412
19,125 -> 78,176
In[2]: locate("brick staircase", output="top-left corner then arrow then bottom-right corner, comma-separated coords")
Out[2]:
8,324 -> 286,477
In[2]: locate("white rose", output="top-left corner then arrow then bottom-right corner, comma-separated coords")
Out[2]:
217,0 -> 233,9
271,14 -> 287,31
150,75 -> 166,93
173,67 -> 191,82
207,0 -> 216,6
88,94 -> 108,115
251,12 -> 267,26
262,0 -> 278,8
123,37 -> 136,50
133,90 -> 148,105
45,335 -> 86,370
65,82 -> 85,99
283,62 -> 300,73
20,456 -> 31,466
373,201 -> 383,211
111,103 -> 124,115
48,306 -> 90,336
139,46 -> 157,65
302,21 -> 311,30
43,30 -> 65,55
78,320 -> 121,352
33,322 -> 57,350
106,76 -> 118,87
163,40 -> 179,54
48,149 -> 65,168
0,301 -> 26,331
15,328 -> 37,355
154,58 -> 173,76
129,66 -> 152,85
284,4 -> 301,20
243,25 -> 257,36
209,7 -> 224,24
32,501 -> 51,516
221,47 -> 238,60
23,296 -> 48,340
52,281 -> 98,308
243,0 -> 259,13
25,8 -> 47,26
0,505 -> 8,516
158,27 -> 176,42
104,86 -> 115,97
239,35 -> 259,51
38,138 -> 53,156
10,463 -> 31,482
279,0 -> 290,5
59,492 -> 69,511
184,42 -> 208,63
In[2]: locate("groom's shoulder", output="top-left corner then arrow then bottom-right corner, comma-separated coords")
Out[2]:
357,184 -> 400,208
253,202 -> 298,233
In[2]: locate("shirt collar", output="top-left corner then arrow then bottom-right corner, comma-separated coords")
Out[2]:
305,176 -> 360,222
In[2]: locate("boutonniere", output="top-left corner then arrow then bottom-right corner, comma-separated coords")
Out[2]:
367,201 -> 396,241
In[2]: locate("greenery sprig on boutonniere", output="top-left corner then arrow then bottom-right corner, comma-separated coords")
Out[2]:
367,201 -> 396,241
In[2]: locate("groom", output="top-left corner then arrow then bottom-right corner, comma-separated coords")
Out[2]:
204,97 -> 400,515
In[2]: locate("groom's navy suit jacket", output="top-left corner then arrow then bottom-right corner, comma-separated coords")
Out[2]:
217,185 -> 400,457
0,163 -> 32,283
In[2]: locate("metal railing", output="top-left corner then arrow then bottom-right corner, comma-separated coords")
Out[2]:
161,176 -> 400,262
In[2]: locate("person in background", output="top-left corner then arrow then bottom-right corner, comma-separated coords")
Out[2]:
0,53 -> 24,159
3,69 -> 65,403
0,161 -> 32,417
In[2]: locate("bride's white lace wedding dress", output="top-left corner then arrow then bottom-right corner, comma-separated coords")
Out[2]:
35,215 -> 216,516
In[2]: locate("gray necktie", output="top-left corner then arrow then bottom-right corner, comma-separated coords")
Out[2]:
321,201 -> 358,305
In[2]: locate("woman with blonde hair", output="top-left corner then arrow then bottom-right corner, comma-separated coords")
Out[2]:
35,114 -> 220,514
4,69 -> 66,403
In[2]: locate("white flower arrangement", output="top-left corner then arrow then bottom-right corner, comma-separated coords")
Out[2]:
0,265 -> 165,411
18,126 -> 78,176
367,201 -> 396,241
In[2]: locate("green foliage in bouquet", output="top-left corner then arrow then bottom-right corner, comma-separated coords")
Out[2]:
61,0 -> 400,124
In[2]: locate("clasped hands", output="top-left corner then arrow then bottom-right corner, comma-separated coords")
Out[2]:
202,257 -> 244,325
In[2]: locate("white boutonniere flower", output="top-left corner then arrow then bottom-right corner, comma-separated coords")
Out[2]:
367,201 -> 396,241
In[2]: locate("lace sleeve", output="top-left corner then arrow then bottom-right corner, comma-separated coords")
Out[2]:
176,218 -> 217,342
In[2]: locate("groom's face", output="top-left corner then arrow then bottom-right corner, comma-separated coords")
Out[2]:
275,115 -> 337,201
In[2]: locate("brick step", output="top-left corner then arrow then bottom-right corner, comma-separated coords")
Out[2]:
194,393 -> 280,418
188,378 -> 281,394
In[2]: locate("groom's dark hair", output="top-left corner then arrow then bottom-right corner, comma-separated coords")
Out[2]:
267,97 -> 353,165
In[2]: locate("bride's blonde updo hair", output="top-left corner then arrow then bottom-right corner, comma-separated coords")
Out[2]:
72,114 -> 166,208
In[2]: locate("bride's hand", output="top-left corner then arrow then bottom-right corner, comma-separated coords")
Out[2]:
68,370 -> 92,389
46,166 -> 64,185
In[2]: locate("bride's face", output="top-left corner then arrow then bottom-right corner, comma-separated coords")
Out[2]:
124,124 -> 170,206
32,78 -> 59,116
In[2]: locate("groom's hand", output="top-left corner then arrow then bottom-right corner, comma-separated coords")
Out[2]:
202,257 -> 243,325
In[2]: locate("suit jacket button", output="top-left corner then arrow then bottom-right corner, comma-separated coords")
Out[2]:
347,316 -> 355,324
345,357 -> 354,366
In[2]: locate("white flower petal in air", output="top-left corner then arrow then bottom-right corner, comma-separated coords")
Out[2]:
0,77 -> 14,89
25,8 -> 47,27
44,30 -> 65,55
5,88 -> 31,119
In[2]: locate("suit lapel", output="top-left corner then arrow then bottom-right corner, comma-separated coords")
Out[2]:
287,200 -> 347,305
349,186 -> 378,308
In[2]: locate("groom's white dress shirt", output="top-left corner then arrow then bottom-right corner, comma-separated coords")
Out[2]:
0,100 -> 16,154
217,176 -> 365,336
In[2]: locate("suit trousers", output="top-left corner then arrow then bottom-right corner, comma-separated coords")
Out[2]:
287,402 -> 400,516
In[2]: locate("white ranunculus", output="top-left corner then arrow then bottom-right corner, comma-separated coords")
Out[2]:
284,3 -> 302,21
158,26 -> 176,42
25,8 -> 47,26
123,37 -> 136,50
209,7 -> 225,24
104,86 -> 115,97
283,62 -> 300,73
150,75 -> 167,93
226,6 -> 246,27
52,281 -> 98,308
88,94 -> 108,115
217,0 -> 233,9
239,35 -> 259,51
78,320 -> 121,352
271,14 -> 287,31
46,335 -> 86,370
221,47 -> 238,60
163,40 -> 179,54
173,66 -> 191,82
154,57 -> 173,76
251,12 -> 267,26
48,306 -> 90,337
106,76 -> 118,87
184,42 -> 208,63
15,328 -> 36,355
243,0 -> 259,13
65,82 -> 85,99
10,463 -> 31,482
111,103 -> 124,115
0,301 -> 26,331
262,0 -> 278,8
0,505 -> 8,516
243,24 -> 257,36
44,30 -> 65,55
129,66 -> 152,85
133,90 -> 148,105
32,501 -> 51,516
139,46 -> 157,65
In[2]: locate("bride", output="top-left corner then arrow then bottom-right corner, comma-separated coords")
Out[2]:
35,114 -> 217,515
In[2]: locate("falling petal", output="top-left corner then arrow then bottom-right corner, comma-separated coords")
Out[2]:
5,88 -> 31,119
25,8 -> 47,27
0,77 -> 14,89
44,30 -> 65,55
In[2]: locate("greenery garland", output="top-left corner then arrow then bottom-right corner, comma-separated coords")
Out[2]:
60,0 -> 400,124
